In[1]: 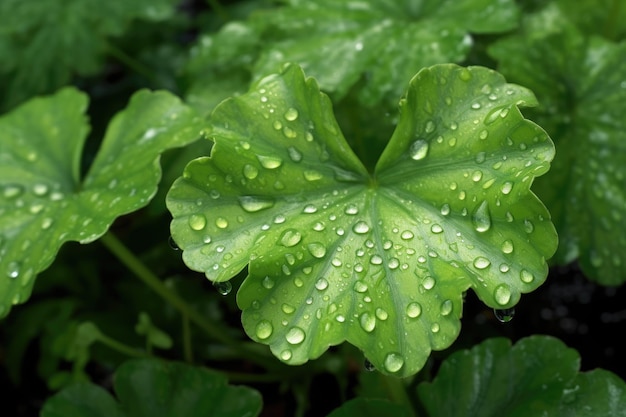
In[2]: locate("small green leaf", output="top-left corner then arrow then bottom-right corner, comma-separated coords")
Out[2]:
40,358 -> 263,417
135,312 -> 173,350
489,25 -> 626,284
0,88 -> 203,317
252,0 -> 520,105
167,63 -> 556,376
326,398 -> 411,417
417,336 -> 626,416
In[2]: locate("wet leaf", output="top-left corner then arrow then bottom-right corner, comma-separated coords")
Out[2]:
252,0 -> 520,106
167,63 -> 556,376
417,336 -> 626,417
326,398 -> 410,417
40,358 -> 263,417
489,25 -> 626,285
0,88 -> 203,317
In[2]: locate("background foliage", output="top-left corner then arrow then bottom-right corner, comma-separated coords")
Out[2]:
0,0 -> 625,416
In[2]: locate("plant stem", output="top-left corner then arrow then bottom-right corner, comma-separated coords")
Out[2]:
381,374 -> 418,417
97,332 -> 150,358
99,232 -> 279,370
104,42 -> 161,85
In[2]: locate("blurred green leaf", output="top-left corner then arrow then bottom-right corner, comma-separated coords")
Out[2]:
326,398 -> 411,417
417,336 -> 626,416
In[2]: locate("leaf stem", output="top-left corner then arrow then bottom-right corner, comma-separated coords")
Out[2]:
97,332 -> 150,358
99,232 -> 279,370
380,374 -> 418,417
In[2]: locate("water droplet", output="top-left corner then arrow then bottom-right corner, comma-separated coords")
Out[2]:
440,204 -> 451,216
375,308 -> 388,320
364,358 -> 376,371
189,214 -> 207,231
494,307 -> 515,322
353,221 -> 370,234
458,68 -> 472,81
472,201 -> 491,233
440,299 -> 453,316
384,352 -> 404,373
282,126 -> 297,138
308,242 -> 327,258
41,218 -> 53,230
287,146 -> 302,162
422,276 -> 435,290
410,139 -> 429,161
431,323 -> 440,333
520,269 -> 535,283
360,312 -> 376,332
524,219 -> 535,233
501,240 -> 514,254
286,327 -> 306,344
400,230 -> 414,240
303,170 -> 323,181
494,284 -> 512,305
215,217 -> 229,229
282,303 -> 295,314
273,120 -> 283,130
284,108 -> 299,121
315,278 -> 329,291
239,196 -> 275,212
257,155 -> 283,169
471,170 -> 483,182
303,204 -> 317,214
243,164 -> 259,179
255,320 -> 273,340
406,302 -> 422,318
279,229 -> 302,247
370,255 -> 383,265
262,276 -> 275,289
7,261 -> 20,278
473,256 -> 491,269
479,130 -> 488,140
3,184 -> 24,198
213,281 -> 232,295
280,350 -> 292,361
168,236 -> 180,250
33,183 -> 49,196
501,182 -> 513,195
354,281 -> 368,292
431,224 -> 443,234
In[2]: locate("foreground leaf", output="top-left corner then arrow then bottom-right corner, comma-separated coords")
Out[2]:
40,358 -> 263,417
0,88 -> 202,317
417,336 -> 626,416
167,63 -> 556,376
252,0 -> 520,105
489,25 -> 626,284
326,398 -> 410,417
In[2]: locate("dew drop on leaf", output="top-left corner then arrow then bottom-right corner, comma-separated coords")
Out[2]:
307,242 -> 327,258
285,327 -> 306,345
303,170 -> 323,181
168,235 -> 180,250
406,302 -> 422,318
215,217 -> 229,229
284,107 -> 299,121
473,256 -> 491,270
281,350 -> 292,361
520,269 -> 535,283
494,283 -> 512,305
315,278 -> 329,290
430,224 -> 443,234
501,181 -> 513,195
255,320 -> 273,340
7,261 -> 20,279
287,146 -> 303,162
3,184 -> 24,198
354,281 -> 368,292
422,276 -> 435,290
384,352 -> 404,373
188,214 -> 207,231
352,221 -> 370,234
501,239 -> 514,254
238,196 -> 275,212
262,276 -> 275,289
400,230 -> 414,240
494,307 -> 515,322
279,229 -> 302,247
409,139 -> 429,161
375,308 -> 388,321
440,299 -> 453,316
243,164 -> 259,180
359,312 -> 376,332
213,281 -> 232,295
257,155 -> 283,169
472,200 -> 491,233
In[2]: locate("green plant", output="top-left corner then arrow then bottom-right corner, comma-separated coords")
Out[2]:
1,0 -> 625,416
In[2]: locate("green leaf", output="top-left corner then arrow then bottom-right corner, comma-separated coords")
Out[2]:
40,358 -> 263,417
167,63 -> 556,377
416,336 -> 626,416
488,27 -> 626,284
326,398 -> 411,417
0,0 -> 177,110
252,0 -> 520,105
0,88 -> 203,317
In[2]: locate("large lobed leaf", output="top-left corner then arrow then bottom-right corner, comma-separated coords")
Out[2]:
0,88 -> 203,317
489,19 -> 626,285
167,63 -> 556,376
251,0 -> 520,106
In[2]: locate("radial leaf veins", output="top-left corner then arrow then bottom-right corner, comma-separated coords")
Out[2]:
167,63 -> 557,376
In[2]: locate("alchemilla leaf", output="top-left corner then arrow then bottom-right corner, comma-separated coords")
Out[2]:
167,63 -> 556,376
0,88 -> 203,317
